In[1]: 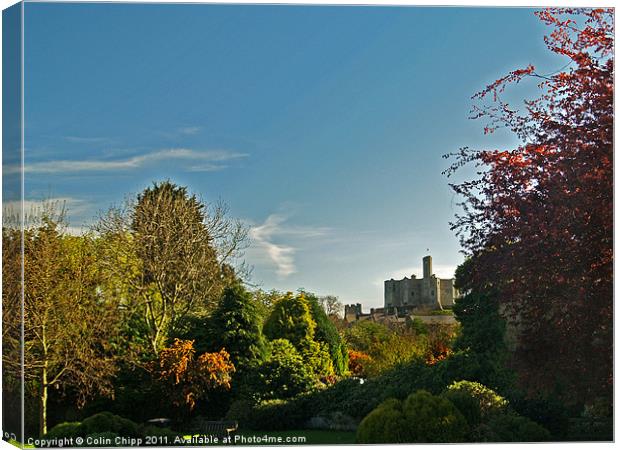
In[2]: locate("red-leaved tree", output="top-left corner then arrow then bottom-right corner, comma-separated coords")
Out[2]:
445,8 -> 613,406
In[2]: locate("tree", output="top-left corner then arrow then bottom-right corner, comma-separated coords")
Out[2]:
263,293 -> 316,349
207,282 -> 267,372
344,321 -> 430,376
263,293 -> 337,381
95,181 -> 248,354
303,292 -> 349,376
317,295 -> 344,318
3,205 -> 118,436
155,339 -> 235,412
252,289 -> 284,321
254,339 -> 316,400
348,350 -> 372,377
444,9 -> 613,406
157,339 -> 235,410
2,207 -> 24,435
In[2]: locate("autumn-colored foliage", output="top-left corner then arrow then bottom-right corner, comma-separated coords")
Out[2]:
348,350 -> 372,377
425,341 -> 452,366
445,9 -> 613,405
424,324 -> 456,366
156,339 -> 235,410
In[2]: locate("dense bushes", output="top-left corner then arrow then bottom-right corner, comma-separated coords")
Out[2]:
443,381 -> 508,421
355,399 -> 409,444
356,390 -> 468,443
354,381 -> 552,444
239,367 -> 553,444
304,292 -> 349,376
347,350 -> 371,377
44,422 -> 81,440
263,292 -> 346,384
233,398 -> 314,431
78,412 -> 140,438
343,320 -> 458,377
344,321 -> 426,376
232,358 -> 435,430
264,294 -> 315,347
206,282 -> 267,371
254,339 -> 317,400
44,412 -> 180,444
476,413 -> 551,442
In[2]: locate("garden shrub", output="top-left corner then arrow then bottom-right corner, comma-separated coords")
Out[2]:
356,390 -> 468,444
300,339 -> 334,379
44,422 -> 81,440
347,350 -> 371,377
444,381 -> 509,420
304,292 -> 349,376
506,389 -> 573,439
564,397 -> 613,441
441,389 -> 482,427
477,413 -> 551,442
77,412 -> 140,438
244,399 -> 309,431
251,358 -> 433,427
406,317 -> 428,333
232,355 -> 516,434
256,339 -> 317,400
224,399 -> 256,426
263,294 -> 316,348
566,416 -> 613,441
355,399 -> 409,443
402,390 -> 468,442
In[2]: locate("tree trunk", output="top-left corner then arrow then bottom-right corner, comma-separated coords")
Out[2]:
40,364 -> 48,437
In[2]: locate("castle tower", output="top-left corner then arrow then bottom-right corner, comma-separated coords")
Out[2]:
423,255 -> 432,279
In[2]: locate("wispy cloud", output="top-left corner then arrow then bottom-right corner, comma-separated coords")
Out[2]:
156,126 -> 203,139
64,136 -> 111,144
249,213 -> 331,278
6,148 -> 248,175
178,126 -> 202,135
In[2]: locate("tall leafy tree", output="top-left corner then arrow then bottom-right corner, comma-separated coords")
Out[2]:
302,291 -> 349,376
95,181 -> 248,354
263,293 -> 334,380
3,206 -> 118,436
445,9 -> 613,406
263,293 -> 316,348
207,282 -> 267,371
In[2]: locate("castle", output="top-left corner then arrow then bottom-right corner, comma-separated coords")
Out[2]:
345,255 -> 458,323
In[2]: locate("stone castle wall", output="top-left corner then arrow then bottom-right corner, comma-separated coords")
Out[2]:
384,256 -> 456,311
345,255 -> 458,324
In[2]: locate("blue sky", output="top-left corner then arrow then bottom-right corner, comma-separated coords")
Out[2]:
18,3 -> 564,307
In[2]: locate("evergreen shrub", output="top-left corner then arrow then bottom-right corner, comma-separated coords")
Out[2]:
77,412 -> 140,438
356,390 -> 468,443
44,422 -> 81,440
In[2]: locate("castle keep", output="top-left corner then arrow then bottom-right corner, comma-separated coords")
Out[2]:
344,255 -> 458,323
384,255 -> 457,312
